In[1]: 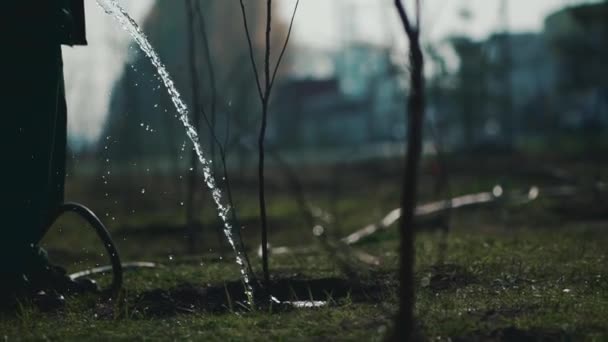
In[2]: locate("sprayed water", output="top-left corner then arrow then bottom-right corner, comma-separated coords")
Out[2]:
96,0 -> 253,304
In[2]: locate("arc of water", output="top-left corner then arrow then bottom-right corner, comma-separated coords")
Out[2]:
96,0 -> 253,304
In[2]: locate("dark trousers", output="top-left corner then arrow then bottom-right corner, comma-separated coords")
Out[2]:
2,40 -> 66,275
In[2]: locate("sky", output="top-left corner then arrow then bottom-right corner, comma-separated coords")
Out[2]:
279,0 -> 598,47
63,0 -> 599,144
63,0 -> 153,146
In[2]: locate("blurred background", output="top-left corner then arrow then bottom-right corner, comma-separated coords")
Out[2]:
50,0 -> 607,272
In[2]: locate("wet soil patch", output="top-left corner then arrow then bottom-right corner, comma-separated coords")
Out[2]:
127,275 -> 391,317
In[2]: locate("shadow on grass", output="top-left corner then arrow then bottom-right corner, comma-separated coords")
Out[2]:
118,274 -> 394,318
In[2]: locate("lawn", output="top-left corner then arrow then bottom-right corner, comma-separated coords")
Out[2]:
2,218 -> 607,340
1,157 -> 607,341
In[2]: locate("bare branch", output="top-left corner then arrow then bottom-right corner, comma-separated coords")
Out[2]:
238,0 -> 264,102
269,0 -> 300,93
416,0 -> 421,31
264,0 -> 272,94
395,0 -> 417,38
193,0 -> 218,166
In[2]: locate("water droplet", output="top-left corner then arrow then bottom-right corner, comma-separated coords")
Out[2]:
313,225 -> 325,237
141,188 -> 146,194
528,186 -> 540,200
98,0 -> 253,305
492,185 -> 504,197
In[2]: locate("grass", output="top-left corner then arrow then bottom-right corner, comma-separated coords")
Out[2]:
2,156 -> 607,340
2,218 -> 607,340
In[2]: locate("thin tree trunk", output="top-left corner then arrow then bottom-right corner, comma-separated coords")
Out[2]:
394,1 -> 425,339
238,0 -> 299,290
398,34 -> 424,340
259,0 -> 273,286
259,97 -> 270,285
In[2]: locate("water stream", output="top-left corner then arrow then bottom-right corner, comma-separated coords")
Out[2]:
96,0 -> 253,304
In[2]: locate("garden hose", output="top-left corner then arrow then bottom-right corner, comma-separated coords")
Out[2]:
45,202 -> 124,295
42,202 -> 159,294
44,203 -> 162,298
46,203 -> 159,296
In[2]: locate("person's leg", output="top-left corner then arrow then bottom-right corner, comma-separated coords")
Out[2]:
21,55 -> 71,290
2,39 -> 63,280
32,59 -> 68,245
1,4 -> 96,304
51,73 -> 68,218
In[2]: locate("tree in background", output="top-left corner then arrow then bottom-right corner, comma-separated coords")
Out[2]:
184,0 -> 205,253
101,2 -> 289,256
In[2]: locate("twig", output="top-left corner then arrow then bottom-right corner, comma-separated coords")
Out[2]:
192,0 -> 218,171
238,0 -> 300,288
395,0 -> 417,38
237,0 -> 264,102
264,0 -> 272,95
187,0 -> 255,278
269,0 -> 300,92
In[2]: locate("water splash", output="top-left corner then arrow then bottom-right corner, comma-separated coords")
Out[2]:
96,0 -> 253,304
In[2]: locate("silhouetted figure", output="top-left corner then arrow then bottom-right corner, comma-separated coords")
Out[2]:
1,1 -> 87,303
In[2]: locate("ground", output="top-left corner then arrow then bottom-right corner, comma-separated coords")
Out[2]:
1,156 -> 607,341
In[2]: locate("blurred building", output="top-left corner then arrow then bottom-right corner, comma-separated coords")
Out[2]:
446,2 -> 607,151
544,2 -> 608,130
271,43 -> 405,148
485,32 -> 554,141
